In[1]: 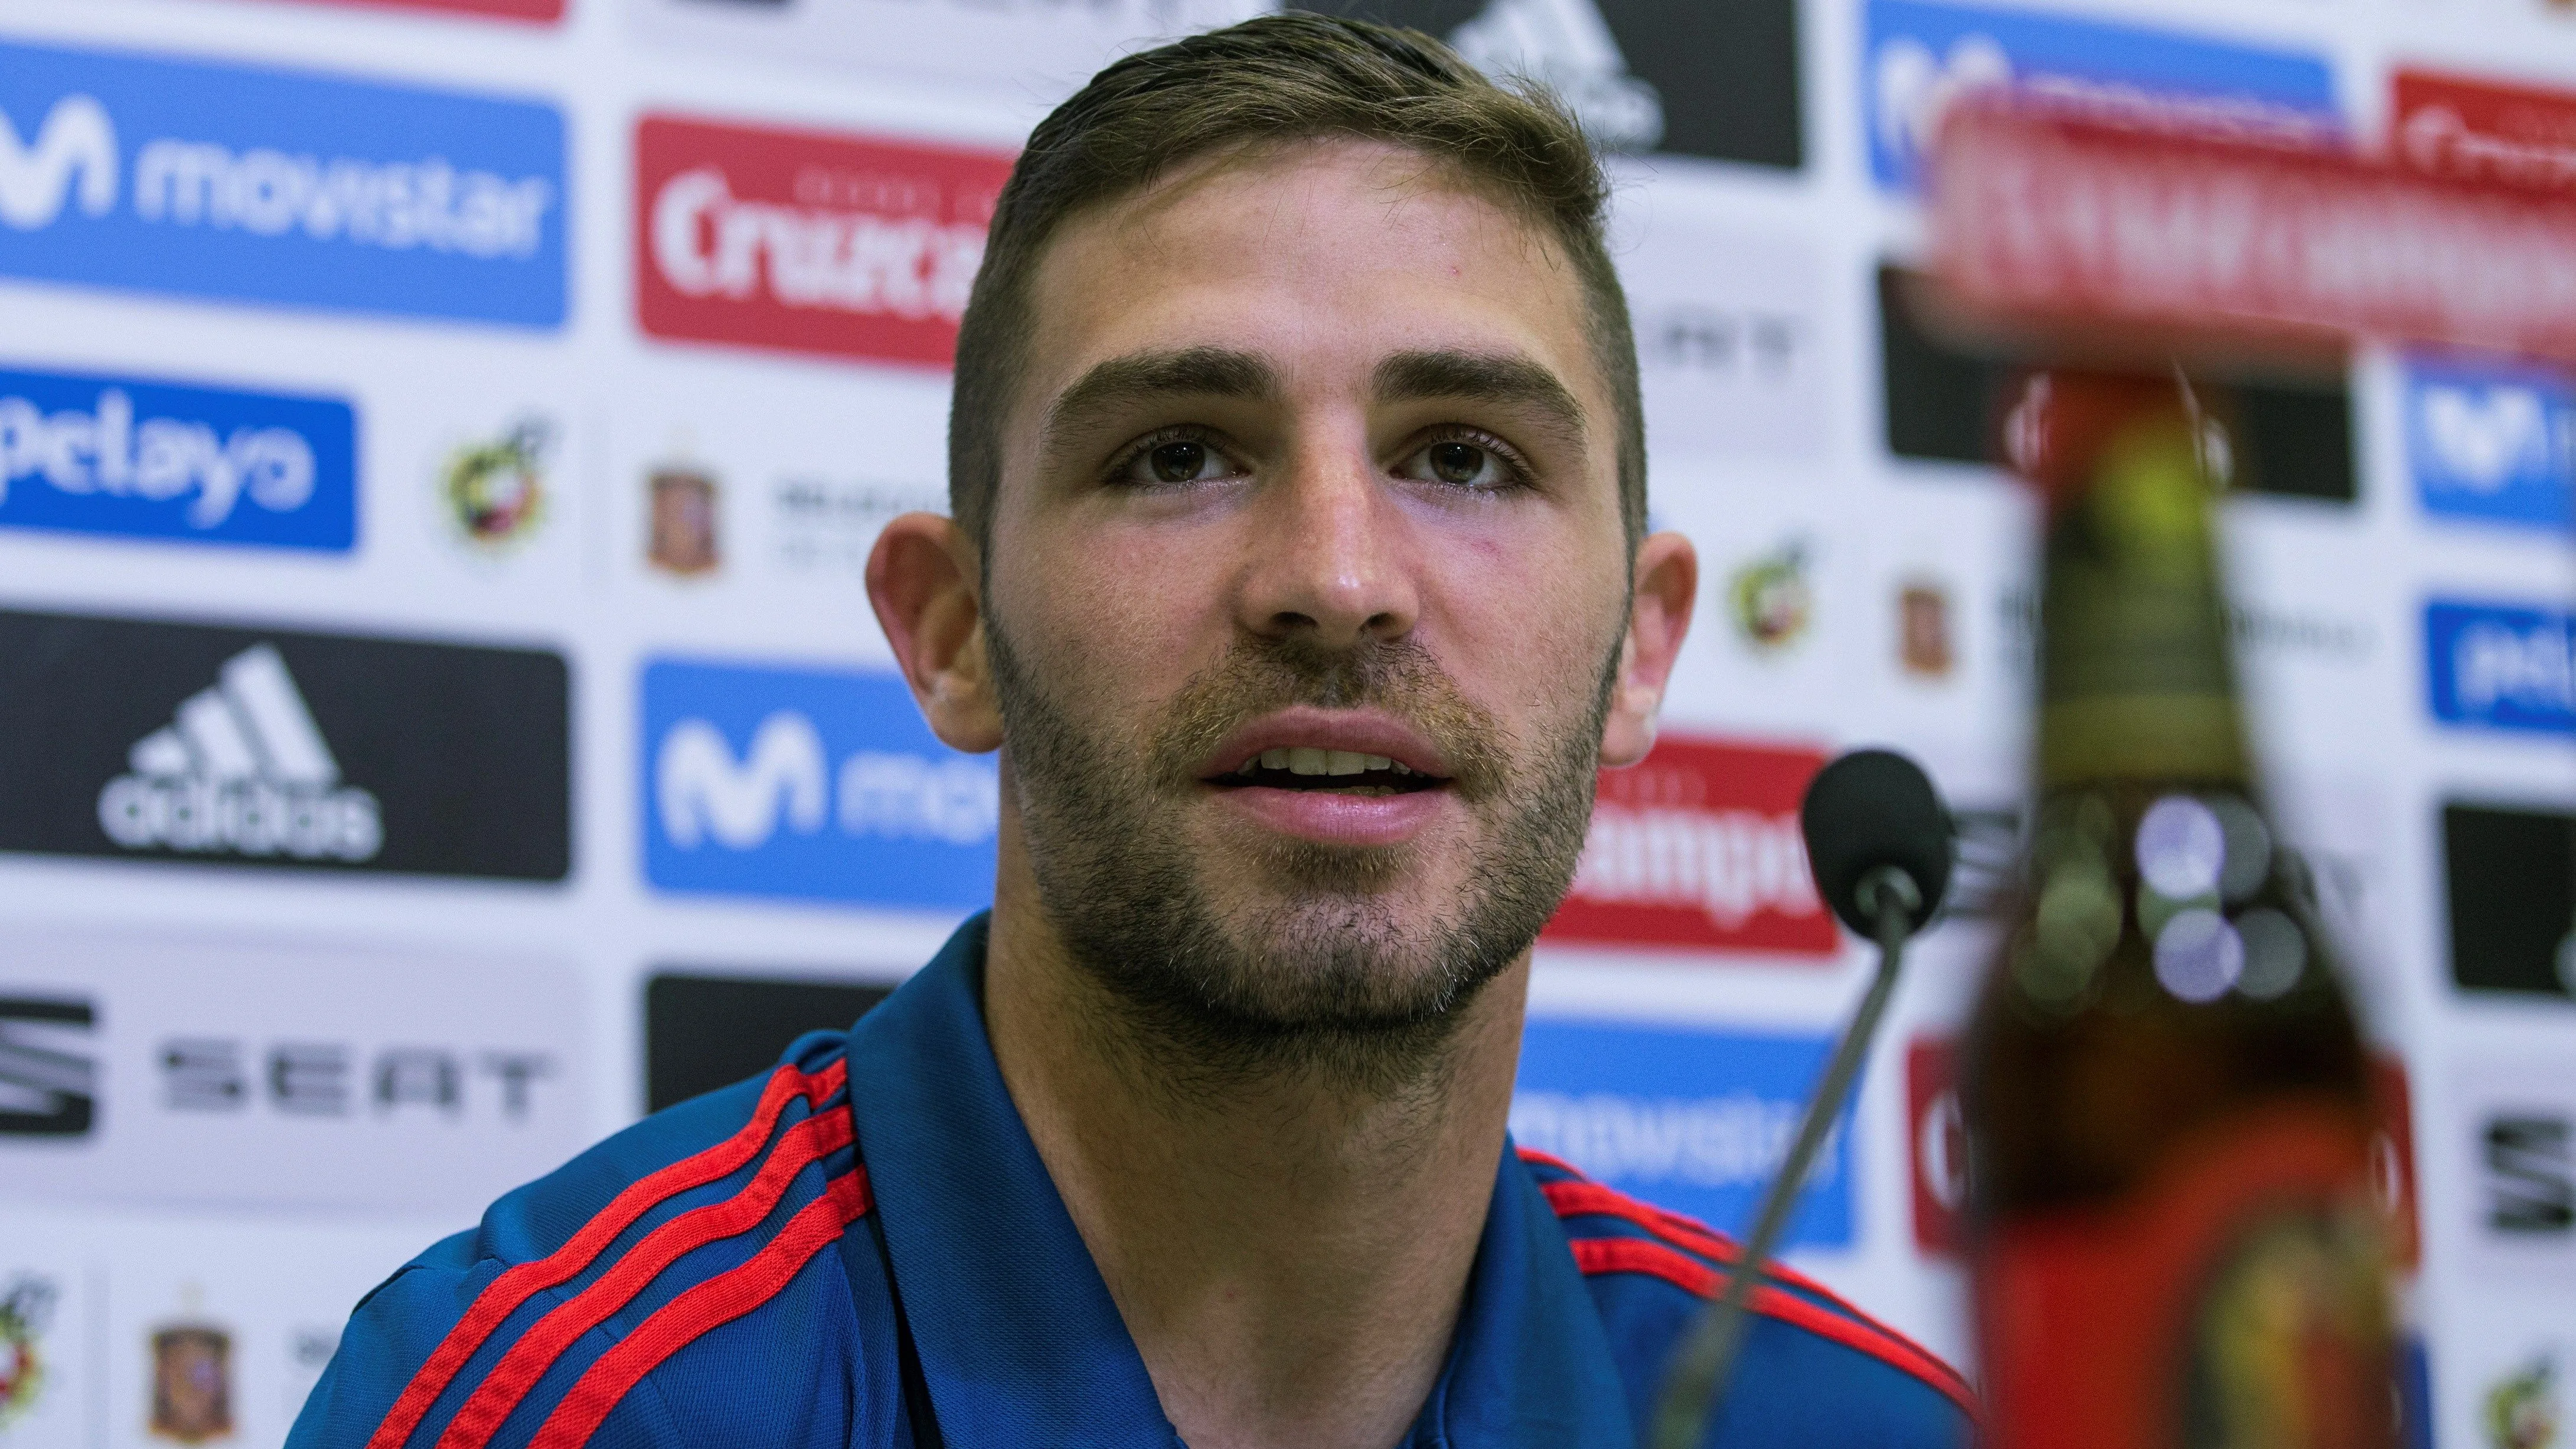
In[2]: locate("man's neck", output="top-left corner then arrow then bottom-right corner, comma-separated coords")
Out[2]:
982,890 -> 1526,1449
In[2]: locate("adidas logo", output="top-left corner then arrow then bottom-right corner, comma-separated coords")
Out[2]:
1447,0 -> 1664,154
95,644 -> 382,861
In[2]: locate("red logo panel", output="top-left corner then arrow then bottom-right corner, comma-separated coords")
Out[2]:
635,115 -> 1017,369
1907,1038 -> 1970,1254
2392,69 -> 2576,187
1542,735 -> 1836,957
1905,1039 -> 2423,1267
2368,1055 -> 2422,1271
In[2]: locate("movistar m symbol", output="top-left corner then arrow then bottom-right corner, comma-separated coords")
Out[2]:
0,94 -> 117,230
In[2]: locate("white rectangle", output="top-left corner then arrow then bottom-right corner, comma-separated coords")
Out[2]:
0,932 -> 587,1216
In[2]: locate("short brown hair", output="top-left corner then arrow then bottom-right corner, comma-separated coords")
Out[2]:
946,12 -> 1645,554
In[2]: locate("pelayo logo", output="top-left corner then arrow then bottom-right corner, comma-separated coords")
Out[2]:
1543,734 -> 1836,957
0,364 -> 355,551
643,657 -> 998,909
636,115 -> 1014,368
0,38 -> 564,325
1512,1018 -> 1852,1246
2407,356 -> 2574,530
1863,0 -> 2337,192
2427,599 -> 2576,735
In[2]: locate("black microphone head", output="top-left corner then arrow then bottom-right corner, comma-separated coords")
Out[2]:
1800,748 -> 1954,936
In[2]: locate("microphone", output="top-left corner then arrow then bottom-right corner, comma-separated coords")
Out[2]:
1648,749 -> 1955,1449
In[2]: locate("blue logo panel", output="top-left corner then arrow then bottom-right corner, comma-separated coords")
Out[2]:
1512,1019 -> 1853,1248
1863,0 -> 2338,191
0,39 -> 564,326
0,364 -> 355,550
2427,599 -> 2576,735
642,658 -> 998,910
2407,355 -> 2575,530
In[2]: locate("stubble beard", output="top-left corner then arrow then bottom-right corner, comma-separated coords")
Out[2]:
986,616 -> 1614,1099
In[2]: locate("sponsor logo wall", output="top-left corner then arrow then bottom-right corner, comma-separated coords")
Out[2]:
1,0 -> 2570,1437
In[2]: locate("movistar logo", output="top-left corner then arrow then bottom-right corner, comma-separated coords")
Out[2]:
97,644 -> 382,861
0,40 -> 567,326
0,94 -> 116,230
657,710 -> 997,851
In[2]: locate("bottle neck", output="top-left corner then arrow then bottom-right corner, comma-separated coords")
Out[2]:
2029,377 -> 2251,791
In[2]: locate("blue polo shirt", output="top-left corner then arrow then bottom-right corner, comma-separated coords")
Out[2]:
290,916 -> 1973,1448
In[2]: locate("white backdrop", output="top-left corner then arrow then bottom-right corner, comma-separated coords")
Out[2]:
2,0 -> 2572,1445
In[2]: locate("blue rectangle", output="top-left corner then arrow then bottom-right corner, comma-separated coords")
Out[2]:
2426,599 -> 2576,735
1863,0 -> 2339,191
2407,355 -> 2575,531
0,364 -> 355,550
642,658 -> 998,910
0,38 -> 565,327
1511,1019 -> 1854,1248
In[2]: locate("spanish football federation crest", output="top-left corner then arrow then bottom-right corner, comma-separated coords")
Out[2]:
149,1298 -> 234,1445
0,1275 -> 57,1431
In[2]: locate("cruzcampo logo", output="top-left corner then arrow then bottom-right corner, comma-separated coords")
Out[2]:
0,1275 -> 58,1431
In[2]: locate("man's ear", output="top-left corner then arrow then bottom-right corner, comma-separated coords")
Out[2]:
1599,530 -> 1697,768
866,513 -> 1005,754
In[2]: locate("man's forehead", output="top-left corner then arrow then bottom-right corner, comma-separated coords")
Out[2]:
1011,138 -> 1604,423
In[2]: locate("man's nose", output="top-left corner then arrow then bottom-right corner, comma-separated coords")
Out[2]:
1235,440 -> 1419,649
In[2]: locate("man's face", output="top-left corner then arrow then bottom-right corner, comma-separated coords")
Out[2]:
981,141 -> 1640,1049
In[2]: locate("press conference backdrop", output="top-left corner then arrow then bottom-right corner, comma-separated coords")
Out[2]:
0,0 -> 2568,1443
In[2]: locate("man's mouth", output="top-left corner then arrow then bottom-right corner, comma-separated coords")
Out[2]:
1213,747 -> 1448,797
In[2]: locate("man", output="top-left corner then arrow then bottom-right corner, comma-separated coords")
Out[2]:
291,16 -> 1973,1448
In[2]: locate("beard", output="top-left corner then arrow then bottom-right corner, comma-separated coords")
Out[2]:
986,615 -> 1613,1094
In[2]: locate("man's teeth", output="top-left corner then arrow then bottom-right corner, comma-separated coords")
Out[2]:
1236,749 -> 1412,778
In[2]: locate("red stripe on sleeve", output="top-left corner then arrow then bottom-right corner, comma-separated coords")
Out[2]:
368,1059 -> 848,1449
525,1169 -> 874,1449
1529,1167 -> 1914,1352
1540,1180 -> 1744,1264
1565,1238 -> 1977,1419
1514,1146 -> 1588,1180
432,1109 -> 857,1449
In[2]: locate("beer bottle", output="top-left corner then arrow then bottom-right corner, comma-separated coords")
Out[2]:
1964,370 -> 2395,1449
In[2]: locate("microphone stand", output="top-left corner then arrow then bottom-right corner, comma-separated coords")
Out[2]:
1646,864 -> 1926,1449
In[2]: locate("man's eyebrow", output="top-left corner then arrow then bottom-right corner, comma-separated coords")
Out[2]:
1042,347 -> 1279,447
1370,350 -> 1587,446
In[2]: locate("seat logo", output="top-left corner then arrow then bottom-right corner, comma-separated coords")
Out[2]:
0,998 -> 94,1139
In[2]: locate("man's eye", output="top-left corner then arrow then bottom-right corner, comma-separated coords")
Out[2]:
1121,437 -> 1236,486
1399,439 -> 1512,489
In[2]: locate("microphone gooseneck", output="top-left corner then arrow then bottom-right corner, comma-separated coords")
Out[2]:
1648,749 -> 1955,1449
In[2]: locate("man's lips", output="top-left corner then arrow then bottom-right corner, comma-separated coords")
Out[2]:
1196,707 -> 1454,782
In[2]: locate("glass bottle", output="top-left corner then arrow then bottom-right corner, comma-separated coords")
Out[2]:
1965,370 -> 2395,1449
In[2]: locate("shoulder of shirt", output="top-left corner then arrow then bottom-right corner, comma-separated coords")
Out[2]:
1517,1147 -> 1978,1440
288,1032 -> 871,1449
